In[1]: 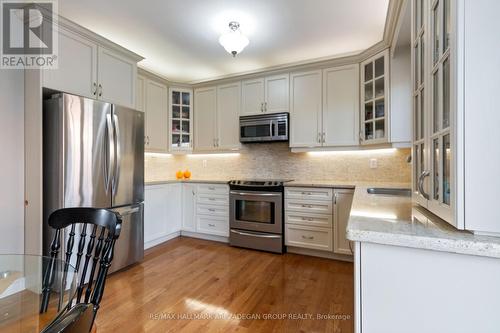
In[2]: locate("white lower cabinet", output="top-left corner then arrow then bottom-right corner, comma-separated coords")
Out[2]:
285,186 -> 353,256
196,215 -> 229,237
182,183 -> 197,232
144,183 -> 182,249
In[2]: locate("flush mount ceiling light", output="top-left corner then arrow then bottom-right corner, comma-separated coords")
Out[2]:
218,21 -> 249,57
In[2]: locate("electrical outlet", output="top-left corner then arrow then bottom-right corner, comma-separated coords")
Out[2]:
369,158 -> 378,169
202,159 -> 207,168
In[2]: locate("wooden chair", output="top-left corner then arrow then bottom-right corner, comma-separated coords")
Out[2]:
40,208 -> 122,333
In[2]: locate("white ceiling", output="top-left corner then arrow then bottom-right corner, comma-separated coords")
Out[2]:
59,0 -> 390,83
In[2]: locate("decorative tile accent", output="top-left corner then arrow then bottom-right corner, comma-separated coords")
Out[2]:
145,143 -> 411,183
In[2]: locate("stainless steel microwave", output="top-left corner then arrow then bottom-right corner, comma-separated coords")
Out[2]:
239,112 -> 289,143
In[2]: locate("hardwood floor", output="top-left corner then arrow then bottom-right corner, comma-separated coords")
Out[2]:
96,237 -> 354,333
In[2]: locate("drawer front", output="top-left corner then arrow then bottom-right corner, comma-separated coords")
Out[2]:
285,211 -> 332,228
197,193 -> 229,206
197,184 -> 229,195
285,187 -> 333,201
285,199 -> 333,214
197,204 -> 229,217
196,216 -> 229,237
285,224 -> 332,251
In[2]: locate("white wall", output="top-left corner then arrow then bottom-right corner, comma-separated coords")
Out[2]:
390,45 -> 412,143
0,70 -> 24,253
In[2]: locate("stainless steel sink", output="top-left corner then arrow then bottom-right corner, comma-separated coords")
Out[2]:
367,188 -> 412,197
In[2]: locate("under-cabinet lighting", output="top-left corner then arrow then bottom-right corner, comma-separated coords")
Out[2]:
145,152 -> 172,157
186,153 -> 240,158
307,148 -> 398,156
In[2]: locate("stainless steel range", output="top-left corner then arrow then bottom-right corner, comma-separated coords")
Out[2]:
229,180 -> 291,253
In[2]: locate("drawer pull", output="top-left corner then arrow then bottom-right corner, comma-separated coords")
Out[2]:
208,187 -> 216,190
301,191 -> 312,195
301,217 -> 314,221
301,204 -> 313,208
208,198 -> 216,201
208,223 -> 216,227
301,235 -> 314,240
208,208 -> 216,212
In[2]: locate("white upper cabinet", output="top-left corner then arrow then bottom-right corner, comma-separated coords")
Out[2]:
194,87 -> 217,151
322,64 -> 360,146
169,88 -> 193,152
289,70 -> 322,147
241,78 -> 265,116
144,77 -> 168,152
42,22 -> 140,109
217,82 -> 241,150
43,26 -> 98,99
360,50 -> 390,145
242,75 -> 289,116
265,74 -> 289,113
97,46 -> 137,108
136,75 -> 145,112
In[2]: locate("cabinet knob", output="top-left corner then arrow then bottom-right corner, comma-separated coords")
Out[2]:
93,82 -> 97,96
98,84 -> 102,97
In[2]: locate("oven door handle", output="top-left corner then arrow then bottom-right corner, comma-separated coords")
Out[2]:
230,229 -> 281,239
230,191 -> 281,197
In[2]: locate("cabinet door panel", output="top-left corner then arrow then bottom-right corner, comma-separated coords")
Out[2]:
241,78 -> 265,116
144,185 -> 169,243
265,74 -> 289,113
323,65 -> 359,146
182,184 -> 197,232
43,26 -> 97,98
333,190 -> 354,255
145,79 -> 168,152
136,75 -> 145,112
97,46 -> 136,108
289,70 -> 322,147
217,82 -> 241,150
194,87 -> 217,151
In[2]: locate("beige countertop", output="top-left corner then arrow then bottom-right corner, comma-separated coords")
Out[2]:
346,184 -> 500,259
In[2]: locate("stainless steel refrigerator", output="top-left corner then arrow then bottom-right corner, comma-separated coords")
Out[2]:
43,93 -> 144,273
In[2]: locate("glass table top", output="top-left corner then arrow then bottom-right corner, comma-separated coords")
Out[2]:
0,254 -> 77,333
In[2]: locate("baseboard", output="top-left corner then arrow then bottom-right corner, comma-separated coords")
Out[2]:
180,231 -> 229,243
144,231 -> 181,250
286,246 -> 353,262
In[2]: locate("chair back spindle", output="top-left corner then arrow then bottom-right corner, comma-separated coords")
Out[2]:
40,208 -> 122,331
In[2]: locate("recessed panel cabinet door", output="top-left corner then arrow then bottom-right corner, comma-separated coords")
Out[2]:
241,78 -> 265,116
182,184 -> 197,232
43,26 -> 97,99
217,82 -> 241,150
289,70 -> 322,147
333,189 -> 354,255
136,75 -> 145,112
323,65 -> 360,146
97,46 -> 137,108
194,87 -> 217,151
144,185 -> 169,244
145,80 -> 168,152
265,74 -> 289,113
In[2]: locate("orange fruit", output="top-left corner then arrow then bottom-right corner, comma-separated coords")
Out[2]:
176,170 -> 184,179
183,170 -> 192,179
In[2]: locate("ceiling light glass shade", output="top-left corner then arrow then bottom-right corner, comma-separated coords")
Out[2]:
218,23 -> 249,57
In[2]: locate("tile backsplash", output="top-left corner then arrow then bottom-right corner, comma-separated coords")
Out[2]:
145,143 -> 411,183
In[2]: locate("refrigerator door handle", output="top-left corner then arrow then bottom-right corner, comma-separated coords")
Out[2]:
105,113 -> 115,194
112,112 -> 121,194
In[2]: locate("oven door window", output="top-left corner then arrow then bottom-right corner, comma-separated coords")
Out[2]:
235,199 -> 275,224
240,124 -> 271,139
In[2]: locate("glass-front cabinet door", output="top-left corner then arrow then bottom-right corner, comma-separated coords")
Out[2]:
360,49 -> 389,145
412,0 -> 429,207
412,0 -> 454,224
169,87 -> 193,151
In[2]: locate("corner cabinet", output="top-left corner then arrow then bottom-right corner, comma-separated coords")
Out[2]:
169,87 -> 193,152
412,0 -> 500,233
360,50 -> 390,145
